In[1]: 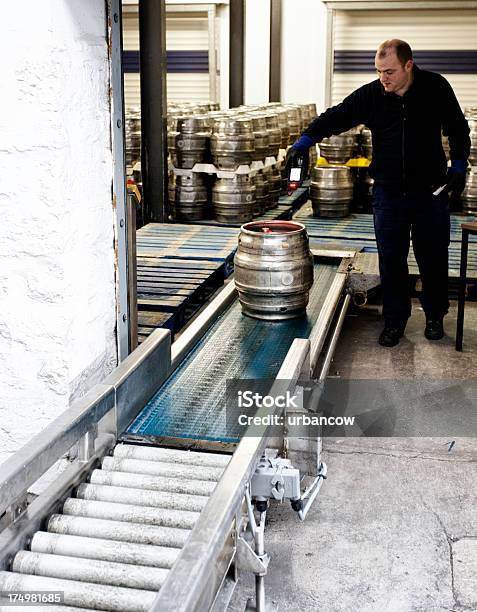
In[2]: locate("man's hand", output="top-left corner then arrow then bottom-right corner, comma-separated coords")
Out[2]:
446,160 -> 467,195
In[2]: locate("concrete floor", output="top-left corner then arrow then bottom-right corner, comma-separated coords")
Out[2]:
229,299 -> 477,612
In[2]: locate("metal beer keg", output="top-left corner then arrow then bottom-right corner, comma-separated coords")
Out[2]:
211,118 -> 255,170
212,175 -> 256,224
463,167 -> 477,213
310,165 -> 354,217
234,220 -> 314,320
168,173 -> 208,221
168,115 -> 211,169
319,133 -> 356,164
465,107 -> 477,166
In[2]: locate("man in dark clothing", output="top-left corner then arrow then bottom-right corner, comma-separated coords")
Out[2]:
286,39 -> 470,347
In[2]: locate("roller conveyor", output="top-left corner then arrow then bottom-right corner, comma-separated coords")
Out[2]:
0,250 -> 358,611
0,445 -> 230,611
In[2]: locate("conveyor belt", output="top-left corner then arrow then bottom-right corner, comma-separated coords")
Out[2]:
127,260 -> 339,443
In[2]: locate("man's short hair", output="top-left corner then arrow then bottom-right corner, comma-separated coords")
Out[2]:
376,39 -> 413,66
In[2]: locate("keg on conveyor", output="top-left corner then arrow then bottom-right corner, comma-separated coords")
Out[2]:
310,165 -> 354,218
466,107 -> 477,166
168,115 -> 211,169
168,173 -> 208,221
234,220 -> 314,320
319,132 -> 357,164
462,167 -> 477,213
210,118 -> 255,170
212,174 -> 256,224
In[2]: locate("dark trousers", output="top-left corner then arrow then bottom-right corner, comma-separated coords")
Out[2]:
372,186 -> 450,328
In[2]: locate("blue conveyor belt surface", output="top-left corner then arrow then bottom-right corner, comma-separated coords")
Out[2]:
127,261 -> 339,442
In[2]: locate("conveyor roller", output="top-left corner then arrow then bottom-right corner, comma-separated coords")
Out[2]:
0,445 -> 230,611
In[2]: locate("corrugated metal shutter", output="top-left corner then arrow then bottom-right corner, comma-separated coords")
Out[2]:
122,8 -> 211,112
331,9 -> 477,110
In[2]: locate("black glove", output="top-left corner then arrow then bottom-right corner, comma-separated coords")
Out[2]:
284,147 -> 306,180
284,134 -> 314,181
446,160 -> 467,195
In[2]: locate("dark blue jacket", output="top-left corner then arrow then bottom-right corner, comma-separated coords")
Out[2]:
303,66 -> 471,190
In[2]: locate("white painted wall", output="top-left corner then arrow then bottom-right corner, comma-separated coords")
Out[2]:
244,0 -> 271,105
280,0 -> 328,112
218,3 -> 230,109
0,1 -> 117,466
240,0 -> 328,111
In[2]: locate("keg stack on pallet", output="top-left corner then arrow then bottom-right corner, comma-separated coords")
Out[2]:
310,126 -> 374,218
462,106 -> 477,214
167,101 -> 318,225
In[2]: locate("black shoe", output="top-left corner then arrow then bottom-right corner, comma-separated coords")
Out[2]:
378,326 -> 404,347
424,318 -> 444,340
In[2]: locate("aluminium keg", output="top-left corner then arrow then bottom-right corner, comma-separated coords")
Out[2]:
283,106 -> 301,145
319,132 -> 357,164
261,113 -> 281,158
125,108 -> 141,168
212,174 -> 255,224
168,173 -> 208,221
234,220 -> 314,320
263,166 -> 281,209
304,103 -> 317,124
274,108 -> 291,149
251,171 -> 270,215
465,107 -> 477,166
246,114 -> 270,161
360,127 -> 373,160
310,165 -> 354,218
211,118 -> 255,170
462,167 -> 477,213
168,115 -> 211,169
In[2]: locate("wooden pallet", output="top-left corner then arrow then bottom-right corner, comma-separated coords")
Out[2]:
137,257 -> 225,338
295,205 -> 477,243
137,312 -> 175,344
137,223 -> 238,276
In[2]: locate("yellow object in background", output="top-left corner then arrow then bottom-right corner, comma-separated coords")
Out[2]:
346,157 -> 371,167
316,156 -> 370,167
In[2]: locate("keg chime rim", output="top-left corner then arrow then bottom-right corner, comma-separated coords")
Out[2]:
241,220 -> 306,235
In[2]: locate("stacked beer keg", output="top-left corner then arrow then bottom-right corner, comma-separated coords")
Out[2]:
168,115 -> 211,169
318,130 -> 358,164
168,173 -> 208,221
125,108 -> 141,169
466,107 -> 477,166
310,165 -> 354,218
360,127 -> 372,161
212,175 -> 256,224
163,101 -> 323,223
462,107 -> 477,213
